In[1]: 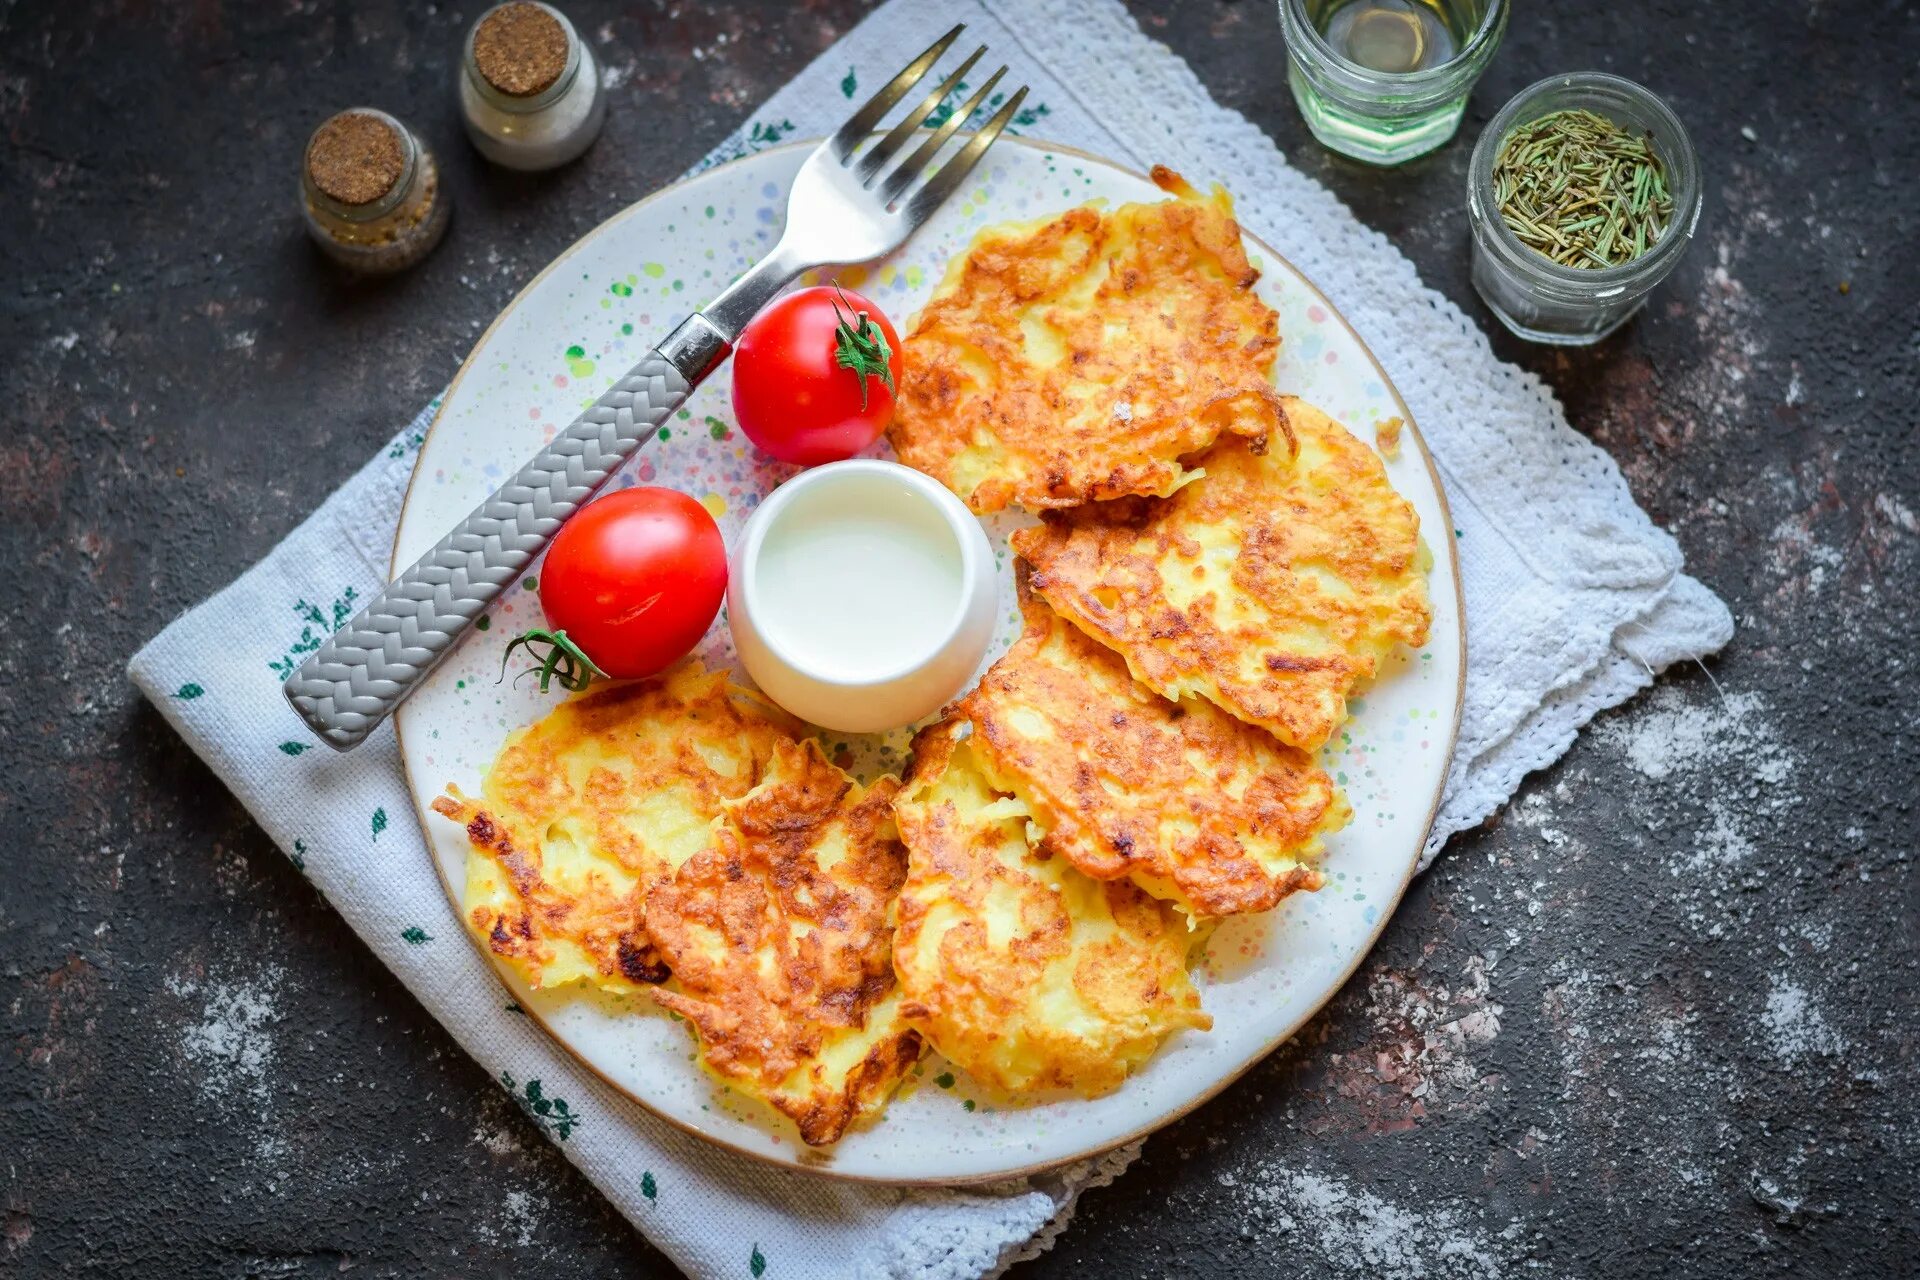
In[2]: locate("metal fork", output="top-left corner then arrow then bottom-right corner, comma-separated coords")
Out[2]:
284,25 -> 1027,751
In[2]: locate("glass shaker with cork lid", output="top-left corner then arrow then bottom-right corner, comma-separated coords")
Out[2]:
458,2 -> 606,171
300,108 -> 450,274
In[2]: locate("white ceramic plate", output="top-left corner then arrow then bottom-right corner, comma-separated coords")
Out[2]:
393,137 -> 1464,1184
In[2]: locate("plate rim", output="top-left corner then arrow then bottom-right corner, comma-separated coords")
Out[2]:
392,134 -> 1468,1186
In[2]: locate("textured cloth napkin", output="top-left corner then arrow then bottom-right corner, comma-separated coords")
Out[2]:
130,0 -> 1733,1274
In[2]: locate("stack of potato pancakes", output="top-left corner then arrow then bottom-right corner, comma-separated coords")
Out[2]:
438,169 -> 1433,1147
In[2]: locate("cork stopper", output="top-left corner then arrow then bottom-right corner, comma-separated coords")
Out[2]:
472,3 -> 570,98
306,111 -> 406,207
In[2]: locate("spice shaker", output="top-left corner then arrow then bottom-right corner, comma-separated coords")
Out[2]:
459,2 -> 606,171
1467,73 -> 1702,344
300,108 -> 450,274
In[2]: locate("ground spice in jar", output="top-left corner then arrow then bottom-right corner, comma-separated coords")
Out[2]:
472,2 -> 570,97
305,112 -> 406,208
300,108 -> 450,274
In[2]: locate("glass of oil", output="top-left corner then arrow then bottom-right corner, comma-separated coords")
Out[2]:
1278,0 -> 1508,165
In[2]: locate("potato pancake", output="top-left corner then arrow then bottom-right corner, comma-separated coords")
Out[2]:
430,664 -> 798,994
891,166 -> 1282,514
1015,397 -> 1432,753
892,721 -> 1211,1098
962,593 -> 1347,919
646,739 -> 921,1146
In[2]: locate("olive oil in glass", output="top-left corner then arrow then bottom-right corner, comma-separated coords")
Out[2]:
1316,0 -> 1463,73
1278,0 -> 1506,165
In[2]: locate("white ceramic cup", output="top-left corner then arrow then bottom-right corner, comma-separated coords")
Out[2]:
727,460 -> 997,734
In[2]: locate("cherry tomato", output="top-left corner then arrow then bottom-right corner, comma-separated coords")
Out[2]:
731,285 -> 902,466
538,487 -> 726,679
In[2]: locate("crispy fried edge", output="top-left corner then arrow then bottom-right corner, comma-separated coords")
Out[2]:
432,666 -> 807,988
431,785 -> 671,988
646,739 -> 922,1145
892,167 -> 1283,513
891,721 -> 1212,1098
961,592 -> 1339,918
1013,398 -> 1430,751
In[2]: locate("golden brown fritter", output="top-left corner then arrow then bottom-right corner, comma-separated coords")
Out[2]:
430,664 -> 799,994
646,739 -> 922,1146
891,166 -> 1282,514
1015,398 -> 1432,753
891,721 -> 1211,1098
962,593 -> 1347,919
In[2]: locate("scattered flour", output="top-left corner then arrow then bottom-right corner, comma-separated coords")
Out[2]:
1685,806 -> 1755,871
1596,688 -> 1790,786
1761,976 -> 1846,1064
1220,1165 -> 1506,1278
1540,964 -> 1727,1196
1590,687 -> 1797,931
473,1124 -> 523,1158
477,1187 -> 548,1249
171,964 -> 286,1105
472,1098 -> 526,1158
598,57 -> 637,91
1540,967 -> 1604,1080
1874,492 -> 1918,535
1794,917 -> 1836,954
1364,955 -> 1505,1106
500,1189 -> 541,1247
1767,515 -> 1847,590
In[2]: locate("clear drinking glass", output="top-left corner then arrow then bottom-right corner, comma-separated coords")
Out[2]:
1278,0 -> 1508,165
1467,73 -> 1703,345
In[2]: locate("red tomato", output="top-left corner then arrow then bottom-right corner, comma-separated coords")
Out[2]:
538,487 -> 726,679
731,285 -> 902,465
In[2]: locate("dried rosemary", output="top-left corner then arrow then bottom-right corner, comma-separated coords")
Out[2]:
1492,108 -> 1672,270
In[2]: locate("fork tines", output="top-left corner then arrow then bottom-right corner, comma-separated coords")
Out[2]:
831,23 -> 1029,218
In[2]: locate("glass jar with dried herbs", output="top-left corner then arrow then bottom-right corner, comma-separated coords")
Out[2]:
1467,73 -> 1701,344
300,108 -> 451,274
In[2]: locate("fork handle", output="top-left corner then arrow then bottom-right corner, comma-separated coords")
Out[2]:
284,324 -> 724,751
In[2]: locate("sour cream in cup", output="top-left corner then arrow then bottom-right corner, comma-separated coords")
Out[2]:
727,460 -> 996,734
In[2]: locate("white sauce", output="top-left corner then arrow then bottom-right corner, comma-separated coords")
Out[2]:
753,480 -> 964,683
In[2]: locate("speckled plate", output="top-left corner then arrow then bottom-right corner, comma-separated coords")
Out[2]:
392,137 -> 1464,1184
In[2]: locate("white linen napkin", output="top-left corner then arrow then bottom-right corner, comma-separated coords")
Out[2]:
129,0 -> 1733,1274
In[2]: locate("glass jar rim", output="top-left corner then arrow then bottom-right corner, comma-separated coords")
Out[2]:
463,1 -> 583,114
1280,0 -> 1509,92
1469,71 -> 1703,289
302,108 -> 419,224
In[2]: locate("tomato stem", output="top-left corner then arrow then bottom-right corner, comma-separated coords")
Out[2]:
830,286 -> 895,412
499,627 -> 608,694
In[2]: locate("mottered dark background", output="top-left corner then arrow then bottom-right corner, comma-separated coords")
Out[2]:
3,1 -> 1917,1275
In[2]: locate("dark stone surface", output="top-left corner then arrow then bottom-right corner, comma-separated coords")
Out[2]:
2,0 -> 1914,1275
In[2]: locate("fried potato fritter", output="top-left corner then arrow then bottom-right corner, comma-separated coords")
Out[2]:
431,665 -> 798,994
892,722 -> 1211,1098
646,739 -> 922,1146
891,166 -> 1282,513
1015,398 -> 1433,752
962,594 -> 1347,919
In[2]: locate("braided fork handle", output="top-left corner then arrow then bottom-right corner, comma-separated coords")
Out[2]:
284,346 -> 700,751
